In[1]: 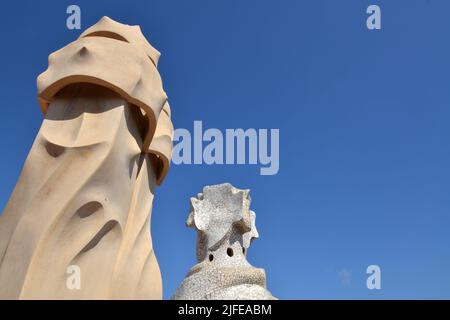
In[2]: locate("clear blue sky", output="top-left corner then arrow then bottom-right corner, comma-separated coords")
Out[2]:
0,0 -> 449,299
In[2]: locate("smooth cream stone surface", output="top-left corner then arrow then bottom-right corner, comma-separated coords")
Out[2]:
0,16 -> 173,299
0,85 -> 162,299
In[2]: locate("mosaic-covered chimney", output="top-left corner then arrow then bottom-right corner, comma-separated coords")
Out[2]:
173,183 -> 276,300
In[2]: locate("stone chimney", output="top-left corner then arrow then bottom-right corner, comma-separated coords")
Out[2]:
173,183 -> 276,300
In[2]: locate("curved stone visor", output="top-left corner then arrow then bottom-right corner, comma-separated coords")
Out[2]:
37,36 -> 171,185
148,102 -> 174,184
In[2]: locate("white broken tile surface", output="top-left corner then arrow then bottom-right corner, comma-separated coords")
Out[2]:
173,183 -> 276,300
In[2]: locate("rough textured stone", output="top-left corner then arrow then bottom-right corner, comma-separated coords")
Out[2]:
173,183 -> 276,300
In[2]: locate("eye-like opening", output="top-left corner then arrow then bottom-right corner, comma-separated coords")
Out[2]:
83,31 -> 129,43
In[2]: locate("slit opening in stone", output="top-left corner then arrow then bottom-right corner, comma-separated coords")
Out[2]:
74,201 -> 103,219
79,220 -> 118,254
44,141 -> 65,158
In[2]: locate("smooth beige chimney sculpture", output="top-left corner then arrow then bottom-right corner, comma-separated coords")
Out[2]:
0,17 -> 173,299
